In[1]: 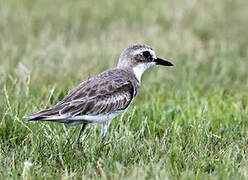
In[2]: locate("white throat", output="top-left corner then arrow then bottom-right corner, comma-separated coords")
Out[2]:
132,62 -> 156,82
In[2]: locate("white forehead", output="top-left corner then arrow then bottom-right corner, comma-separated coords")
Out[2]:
150,50 -> 157,59
133,48 -> 157,59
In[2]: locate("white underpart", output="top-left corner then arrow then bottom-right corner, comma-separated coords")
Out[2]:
40,110 -> 124,125
133,62 -> 156,82
67,110 -> 124,123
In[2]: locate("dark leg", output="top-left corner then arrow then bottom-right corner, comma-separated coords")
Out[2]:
77,123 -> 87,147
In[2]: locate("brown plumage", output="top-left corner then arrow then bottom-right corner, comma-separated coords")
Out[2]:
24,44 -> 173,145
25,69 -> 139,121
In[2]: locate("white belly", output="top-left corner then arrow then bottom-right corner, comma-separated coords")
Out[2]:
67,110 -> 124,123
37,110 -> 124,126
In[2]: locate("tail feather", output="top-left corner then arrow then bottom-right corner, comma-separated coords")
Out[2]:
24,107 -> 63,121
26,116 -> 69,123
24,105 -> 86,126
24,109 -> 51,118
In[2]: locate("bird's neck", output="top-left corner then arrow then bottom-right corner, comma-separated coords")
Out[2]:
118,65 -> 146,83
132,64 -> 148,82
132,62 -> 156,82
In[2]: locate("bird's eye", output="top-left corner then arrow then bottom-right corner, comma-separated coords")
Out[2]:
142,51 -> 151,58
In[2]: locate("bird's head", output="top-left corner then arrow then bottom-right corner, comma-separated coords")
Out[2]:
117,44 -> 174,81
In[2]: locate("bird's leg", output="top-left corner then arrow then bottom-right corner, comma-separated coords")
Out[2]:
77,123 -> 87,147
101,119 -> 112,142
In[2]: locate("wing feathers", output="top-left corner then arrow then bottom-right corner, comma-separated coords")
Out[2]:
58,83 -> 134,117
24,69 -> 138,122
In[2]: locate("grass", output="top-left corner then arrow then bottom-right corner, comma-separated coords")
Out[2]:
0,0 -> 248,179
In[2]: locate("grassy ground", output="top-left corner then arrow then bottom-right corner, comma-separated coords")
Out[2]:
0,0 -> 248,179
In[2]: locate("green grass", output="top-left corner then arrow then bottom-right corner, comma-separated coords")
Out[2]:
0,0 -> 248,179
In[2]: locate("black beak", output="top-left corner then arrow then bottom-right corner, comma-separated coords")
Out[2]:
154,57 -> 174,66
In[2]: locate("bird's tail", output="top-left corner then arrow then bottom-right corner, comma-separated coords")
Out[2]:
24,107 -> 62,122
24,105 -> 85,126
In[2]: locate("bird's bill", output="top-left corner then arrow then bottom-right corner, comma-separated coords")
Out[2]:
154,57 -> 174,66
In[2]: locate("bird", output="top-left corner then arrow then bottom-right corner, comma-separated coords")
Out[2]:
24,44 -> 173,146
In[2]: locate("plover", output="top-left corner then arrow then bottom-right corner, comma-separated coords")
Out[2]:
24,44 -> 173,145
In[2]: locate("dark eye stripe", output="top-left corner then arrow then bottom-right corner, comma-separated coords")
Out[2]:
143,51 -> 151,58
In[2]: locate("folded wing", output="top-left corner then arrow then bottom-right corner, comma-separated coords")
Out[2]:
24,69 -> 135,122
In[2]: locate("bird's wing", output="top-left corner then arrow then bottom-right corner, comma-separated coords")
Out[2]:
24,69 -> 136,121
58,82 -> 134,116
